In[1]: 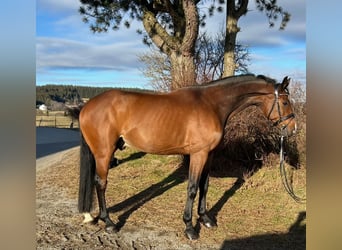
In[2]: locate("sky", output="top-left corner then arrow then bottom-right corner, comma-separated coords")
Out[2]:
36,0 -> 306,89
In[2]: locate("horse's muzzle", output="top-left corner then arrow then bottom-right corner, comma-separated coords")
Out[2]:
282,119 -> 297,137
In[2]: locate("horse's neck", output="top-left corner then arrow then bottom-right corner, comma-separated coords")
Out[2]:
204,81 -> 270,124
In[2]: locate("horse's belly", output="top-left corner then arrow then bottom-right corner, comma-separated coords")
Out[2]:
121,128 -> 189,155
121,125 -> 221,155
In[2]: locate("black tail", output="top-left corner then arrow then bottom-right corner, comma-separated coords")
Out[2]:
78,133 -> 96,213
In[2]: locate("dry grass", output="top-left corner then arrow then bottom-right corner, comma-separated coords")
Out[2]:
37,143 -> 306,249
36,111 -> 79,128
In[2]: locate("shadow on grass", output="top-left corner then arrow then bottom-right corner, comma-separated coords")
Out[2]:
107,161 -> 188,230
118,151 -> 147,165
220,211 -> 306,250
110,150 -> 147,169
209,178 -> 245,220
114,152 -> 146,167
107,152 -> 263,232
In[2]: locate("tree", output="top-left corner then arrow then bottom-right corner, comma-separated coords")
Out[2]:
79,0 -> 200,90
139,30 -> 250,91
195,31 -> 224,84
195,30 -> 250,84
79,0 -> 290,88
138,49 -> 171,92
214,0 -> 291,77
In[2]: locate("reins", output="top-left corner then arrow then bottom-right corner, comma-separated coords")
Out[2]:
279,133 -> 306,203
268,83 -> 305,203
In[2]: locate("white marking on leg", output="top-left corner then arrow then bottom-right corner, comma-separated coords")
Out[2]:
82,212 -> 94,223
205,222 -> 212,228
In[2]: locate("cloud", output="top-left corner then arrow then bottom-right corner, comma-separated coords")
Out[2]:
37,0 -> 149,70
249,46 -> 306,84
36,0 -> 151,87
237,0 -> 305,47
199,0 -> 305,49
36,0 -> 80,13
36,37 -> 146,72
36,0 -> 305,87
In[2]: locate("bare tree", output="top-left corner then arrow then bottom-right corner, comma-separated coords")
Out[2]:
289,81 -> 306,125
138,50 -> 171,92
139,30 -> 250,90
195,30 -> 250,84
195,32 -> 224,83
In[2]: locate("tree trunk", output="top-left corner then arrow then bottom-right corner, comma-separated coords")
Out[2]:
223,24 -> 238,77
223,9 -> 239,77
170,52 -> 196,90
223,0 -> 248,77
142,0 -> 199,90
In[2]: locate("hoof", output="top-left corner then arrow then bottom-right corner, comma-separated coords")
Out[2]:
105,225 -> 118,233
184,227 -> 199,240
109,158 -> 120,169
199,214 -> 217,228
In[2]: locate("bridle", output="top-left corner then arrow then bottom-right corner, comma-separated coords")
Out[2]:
267,84 -> 295,129
268,84 -> 306,203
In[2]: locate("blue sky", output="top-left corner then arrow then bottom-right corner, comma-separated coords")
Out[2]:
36,0 -> 305,89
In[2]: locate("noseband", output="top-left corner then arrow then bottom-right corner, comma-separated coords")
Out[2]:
267,84 -> 295,128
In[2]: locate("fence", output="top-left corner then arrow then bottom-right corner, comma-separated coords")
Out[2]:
36,111 -> 79,128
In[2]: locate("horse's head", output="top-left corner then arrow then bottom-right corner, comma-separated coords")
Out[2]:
263,76 -> 297,136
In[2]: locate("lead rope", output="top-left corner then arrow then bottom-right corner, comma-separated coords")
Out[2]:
279,134 -> 306,203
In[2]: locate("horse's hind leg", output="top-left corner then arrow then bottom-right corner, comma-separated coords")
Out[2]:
110,137 -> 125,169
94,151 -> 118,232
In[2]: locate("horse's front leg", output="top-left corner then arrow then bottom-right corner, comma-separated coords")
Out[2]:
183,174 -> 199,240
183,151 -> 208,240
198,153 -> 217,228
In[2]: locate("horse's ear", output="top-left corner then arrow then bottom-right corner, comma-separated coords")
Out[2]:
282,76 -> 290,89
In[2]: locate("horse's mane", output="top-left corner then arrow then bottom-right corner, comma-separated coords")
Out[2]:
255,75 -> 277,84
200,74 -> 277,88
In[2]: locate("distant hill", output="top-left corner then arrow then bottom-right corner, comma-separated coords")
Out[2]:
36,84 -> 151,107
36,85 -> 114,106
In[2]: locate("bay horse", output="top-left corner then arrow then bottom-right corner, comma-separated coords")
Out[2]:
76,74 -> 296,240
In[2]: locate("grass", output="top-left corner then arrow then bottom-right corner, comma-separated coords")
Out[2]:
102,147 -> 306,246
41,143 -> 305,248
36,111 -> 79,128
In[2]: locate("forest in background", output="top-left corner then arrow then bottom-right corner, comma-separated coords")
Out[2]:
36,84 -> 146,109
